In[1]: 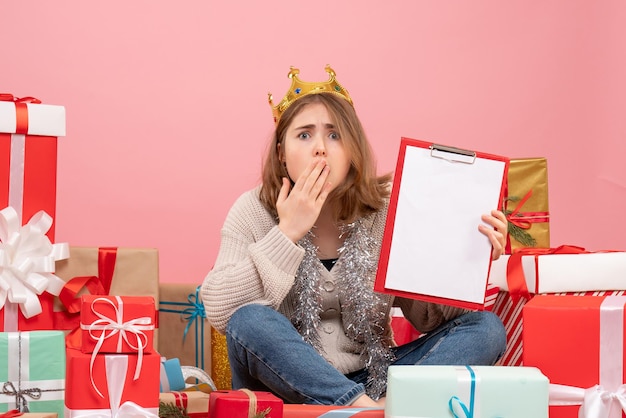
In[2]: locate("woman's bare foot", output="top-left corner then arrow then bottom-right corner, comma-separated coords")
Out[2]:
352,394 -> 386,407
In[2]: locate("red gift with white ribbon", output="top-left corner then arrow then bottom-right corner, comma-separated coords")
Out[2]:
524,295 -> 626,418
65,347 -> 160,417
79,295 -> 155,355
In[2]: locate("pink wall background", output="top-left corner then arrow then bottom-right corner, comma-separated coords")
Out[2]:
3,1 -> 625,284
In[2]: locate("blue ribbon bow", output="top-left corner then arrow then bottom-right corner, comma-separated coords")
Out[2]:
159,285 -> 206,369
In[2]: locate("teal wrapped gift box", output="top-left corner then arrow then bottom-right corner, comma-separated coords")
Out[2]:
386,365 -> 549,418
0,331 -> 65,416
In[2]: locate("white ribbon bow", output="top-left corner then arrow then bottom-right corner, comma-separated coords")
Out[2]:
83,296 -> 154,398
0,206 -> 69,319
550,382 -> 626,417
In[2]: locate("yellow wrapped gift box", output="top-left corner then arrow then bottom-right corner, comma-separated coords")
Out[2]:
505,158 -> 550,253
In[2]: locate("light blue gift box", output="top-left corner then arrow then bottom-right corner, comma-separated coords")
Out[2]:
0,331 -> 65,416
160,357 -> 186,392
385,365 -> 549,418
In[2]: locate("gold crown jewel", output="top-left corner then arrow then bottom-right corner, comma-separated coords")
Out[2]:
268,65 -> 353,124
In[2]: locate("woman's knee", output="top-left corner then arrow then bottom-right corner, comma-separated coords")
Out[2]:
471,311 -> 506,358
227,304 -> 275,335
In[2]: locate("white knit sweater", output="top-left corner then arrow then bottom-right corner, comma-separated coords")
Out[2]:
201,186 -> 466,374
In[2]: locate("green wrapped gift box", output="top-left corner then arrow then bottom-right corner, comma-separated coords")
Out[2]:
0,331 -> 65,416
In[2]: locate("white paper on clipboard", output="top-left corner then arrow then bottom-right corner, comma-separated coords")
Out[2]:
379,141 -> 507,306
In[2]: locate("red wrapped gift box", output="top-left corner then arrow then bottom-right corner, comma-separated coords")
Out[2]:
209,390 -> 283,418
80,295 -> 155,354
65,347 -> 160,416
283,404 -> 383,417
0,94 -> 66,333
523,295 -> 626,418
0,94 -> 65,242
489,247 -> 625,366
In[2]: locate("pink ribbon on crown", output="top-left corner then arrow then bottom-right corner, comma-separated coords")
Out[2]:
66,355 -> 158,417
82,296 -> 154,398
548,296 -> 626,418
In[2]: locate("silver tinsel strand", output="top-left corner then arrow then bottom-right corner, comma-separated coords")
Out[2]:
337,219 -> 395,400
290,220 -> 394,400
291,231 -> 324,352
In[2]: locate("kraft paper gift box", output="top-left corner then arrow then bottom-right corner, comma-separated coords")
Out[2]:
64,347 -> 160,416
79,295 -> 155,354
159,391 -> 209,418
0,331 -> 65,416
0,207 -> 69,333
385,365 -> 549,418
504,157 -> 550,254
523,295 -> 626,418
53,246 -> 160,348
487,247 -> 626,366
0,94 -> 65,243
158,283 -> 212,374
209,390 -> 283,418
283,404 -> 383,417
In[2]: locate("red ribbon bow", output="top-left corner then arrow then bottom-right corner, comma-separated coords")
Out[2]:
54,248 -> 118,347
0,93 -> 42,134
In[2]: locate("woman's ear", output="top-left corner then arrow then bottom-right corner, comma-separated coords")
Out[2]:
277,142 -> 285,163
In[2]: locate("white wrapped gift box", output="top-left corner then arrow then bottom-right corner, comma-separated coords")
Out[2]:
488,251 -> 626,294
385,365 -> 549,418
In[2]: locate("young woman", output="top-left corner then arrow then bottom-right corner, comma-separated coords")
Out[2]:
201,66 -> 507,407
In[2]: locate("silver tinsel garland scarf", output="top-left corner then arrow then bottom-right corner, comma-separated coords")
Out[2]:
291,219 -> 395,400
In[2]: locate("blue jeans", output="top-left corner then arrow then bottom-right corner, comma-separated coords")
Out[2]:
225,304 -> 506,405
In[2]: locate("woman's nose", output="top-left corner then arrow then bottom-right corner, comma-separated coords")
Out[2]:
314,139 -> 327,156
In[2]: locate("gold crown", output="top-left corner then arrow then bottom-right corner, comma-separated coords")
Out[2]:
268,65 -> 353,124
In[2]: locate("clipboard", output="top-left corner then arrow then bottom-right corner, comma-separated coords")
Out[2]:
374,138 -> 509,310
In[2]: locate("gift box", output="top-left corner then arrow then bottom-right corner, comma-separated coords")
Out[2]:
489,248 -> 626,294
523,295 -> 626,418
160,357 -> 186,392
283,404 -> 383,417
0,94 -> 65,243
385,365 -> 549,417
0,207 -> 69,332
79,295 -> 155,354
504,157 -> 550,253
488,246 -> 625,366
209,390 -> 283,418
53,247 -> 160,348
159,391 -> 209,418
64,347 -> 160,416
158,284 -> 211,373
0,331 -> 65,416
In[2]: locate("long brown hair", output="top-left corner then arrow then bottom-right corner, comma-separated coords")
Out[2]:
259,93 -> 391,223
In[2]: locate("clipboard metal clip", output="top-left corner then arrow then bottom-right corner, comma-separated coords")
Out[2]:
429,144 -> 476,164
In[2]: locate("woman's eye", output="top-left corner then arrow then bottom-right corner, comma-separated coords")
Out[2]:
298,132 -> 310,139
329,132 -> 340,140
